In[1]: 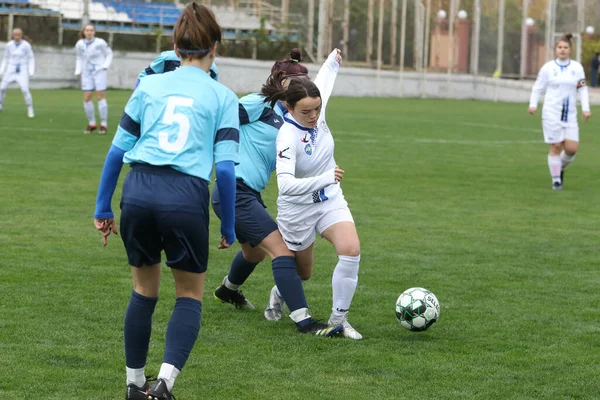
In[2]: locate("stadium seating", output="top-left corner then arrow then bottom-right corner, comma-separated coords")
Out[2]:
0,0 -> 60,15
0,0 -> 281,38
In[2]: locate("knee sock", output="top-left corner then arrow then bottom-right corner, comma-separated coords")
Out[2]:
330,255 -> 360,321
547,155 -> 562,183
84,101 -> 96,125
22,89 -> 33,109
224,250 -> 258,289
124,291 -> 158,387
560,150 -> 575,169
0,88 -> 6,107
160,297 -> 202,391
98,98 -> 108,126
272,256 -> 309,323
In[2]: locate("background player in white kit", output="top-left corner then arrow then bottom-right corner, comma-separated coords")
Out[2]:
265,49 -> 363,339
75,23 -> 113,134
529,33 -> 591,190
0,28 -> 35,118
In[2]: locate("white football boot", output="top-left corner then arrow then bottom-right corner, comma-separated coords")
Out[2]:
329,316 -> 363,340
264,285 -> 285,321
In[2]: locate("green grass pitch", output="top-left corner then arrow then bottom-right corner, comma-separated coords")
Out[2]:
1,89 -> 599,399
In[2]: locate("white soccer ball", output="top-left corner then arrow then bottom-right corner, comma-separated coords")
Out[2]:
395,287 -> 440,332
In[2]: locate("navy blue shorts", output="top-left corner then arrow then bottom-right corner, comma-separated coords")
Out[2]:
120,164 -> 210,273
211,179 -> 278,247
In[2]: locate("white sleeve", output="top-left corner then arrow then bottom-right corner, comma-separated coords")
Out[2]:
275,128 -> 336,196
0,45 -> 9,75
313,49 -> 340,116
101,41 -> 113,69
75,42 -> 83,75
577,67 -> 590,113
27,44 -> 35,76
529,65 -> 548,108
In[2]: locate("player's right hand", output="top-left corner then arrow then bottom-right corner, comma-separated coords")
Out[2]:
94,218 -> 118,246
334,165 -> 345,182
528,107 -> 536,115
218,229 -> 236,249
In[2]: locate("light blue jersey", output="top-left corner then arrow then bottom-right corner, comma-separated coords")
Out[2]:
114,65 -> 239,182
137,50 -> 218,81
236,94 -> 287,192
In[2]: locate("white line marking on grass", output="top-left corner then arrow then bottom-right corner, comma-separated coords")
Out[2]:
338,131 -> 542,145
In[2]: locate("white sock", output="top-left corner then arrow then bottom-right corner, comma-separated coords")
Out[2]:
331,255 -> 360,321
275,286 -> 282,298
289,307 -> 310,323
84,101 -> 96,125
98,98 -> 108,126
22,90 -> 33,108
547,155 -> 562,183
157,363 -> 180,392
560,150 -> 575,169
126,366 -> 146,388
223,276 -> 239,290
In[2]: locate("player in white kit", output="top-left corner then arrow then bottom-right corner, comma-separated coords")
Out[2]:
529,33 -> 591,190
0,28 -> 35,118
75,23 -> 113,134
266,49 -> 363,339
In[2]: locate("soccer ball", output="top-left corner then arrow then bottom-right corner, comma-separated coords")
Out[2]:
395,287 -> 440,332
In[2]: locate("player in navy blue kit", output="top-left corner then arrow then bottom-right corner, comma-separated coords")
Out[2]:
211,49 -> 343,337
93,4 -> 238,399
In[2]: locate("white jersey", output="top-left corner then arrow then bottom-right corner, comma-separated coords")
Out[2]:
0,40 -> 34,76
275,50 -> 341,206
529,59 -> 590,125
75,38 -> 113,75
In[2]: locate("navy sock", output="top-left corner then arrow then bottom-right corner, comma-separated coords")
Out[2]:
163,297 -> 202,370
227,250 -> 259,286
272,256 -> 308,313
124,290 -> 158,369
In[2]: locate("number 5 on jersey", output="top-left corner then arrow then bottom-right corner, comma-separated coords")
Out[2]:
159,96 -> 194,152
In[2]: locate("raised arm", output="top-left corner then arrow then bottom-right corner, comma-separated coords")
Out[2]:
313,48 -> 341,117
276,128 -> 337,196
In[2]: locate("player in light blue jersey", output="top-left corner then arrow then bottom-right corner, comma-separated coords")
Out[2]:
93,4 -> 237,400
211,49 -> 343,337
134,49 -> 218,88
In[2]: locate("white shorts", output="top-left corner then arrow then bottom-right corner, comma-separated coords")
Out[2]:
1,71 -> 29,91
542,120 -> 579,144
277,196 -> 354,252
81,69 -> 107,92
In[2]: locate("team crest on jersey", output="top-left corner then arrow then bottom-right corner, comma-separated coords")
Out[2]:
304,143 -> 313,155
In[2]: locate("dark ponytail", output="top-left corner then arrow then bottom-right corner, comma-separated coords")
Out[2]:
262,76 -> 321,110
174,2 -> 222,60
557,32 -> 573,48
270,48 -> 309,76
261,70 -> 288,107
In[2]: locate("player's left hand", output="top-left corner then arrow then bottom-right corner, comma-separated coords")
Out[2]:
94,218 -> 118,246
218,235 -> 231,249
582,111 -> 591,122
